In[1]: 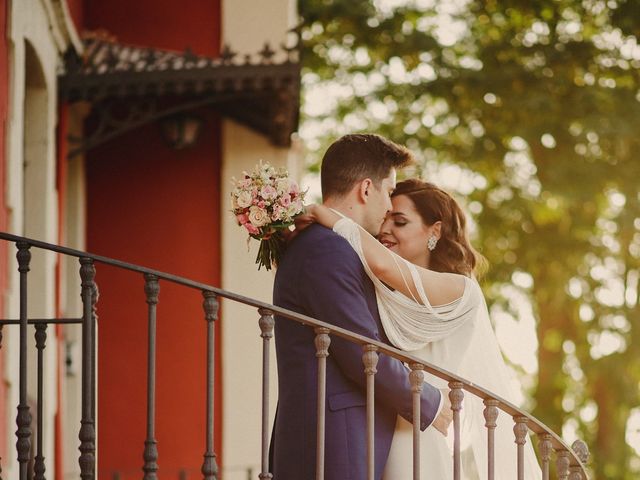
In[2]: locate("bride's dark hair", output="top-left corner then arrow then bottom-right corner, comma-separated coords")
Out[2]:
392,179 -> 487,277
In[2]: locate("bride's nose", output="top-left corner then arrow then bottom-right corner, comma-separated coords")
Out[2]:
379,218 -> 392,236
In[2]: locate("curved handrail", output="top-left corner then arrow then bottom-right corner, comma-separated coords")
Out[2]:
0,231 -> 589,476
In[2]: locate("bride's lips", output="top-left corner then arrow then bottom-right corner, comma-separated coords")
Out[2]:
379,238 -> 396,249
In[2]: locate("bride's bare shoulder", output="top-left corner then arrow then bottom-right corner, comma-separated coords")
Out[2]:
420,269 -> 467,306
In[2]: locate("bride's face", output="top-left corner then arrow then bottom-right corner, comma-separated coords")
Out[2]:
378,194 -> 432,267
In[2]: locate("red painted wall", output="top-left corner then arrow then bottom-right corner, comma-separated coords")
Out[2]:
84,1 -> 222,477
65,0 -> 84,33
85,0 -> 219,56
0,0 -> 9,462
88,118 -> 222,478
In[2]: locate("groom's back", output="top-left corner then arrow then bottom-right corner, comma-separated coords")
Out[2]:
274,224 -> 370,406
271,224 -> 396,480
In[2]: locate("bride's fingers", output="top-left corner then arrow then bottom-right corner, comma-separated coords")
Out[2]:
295,213 -> 314,223
294,214 -> 315,230
286,215 -> 315,244
431,394 -> 453,436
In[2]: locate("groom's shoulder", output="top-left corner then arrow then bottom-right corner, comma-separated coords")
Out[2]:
286,224 -> 356,261
276,225 -> 364,292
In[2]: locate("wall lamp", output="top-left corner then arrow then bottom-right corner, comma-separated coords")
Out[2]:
160,113 -> 204,150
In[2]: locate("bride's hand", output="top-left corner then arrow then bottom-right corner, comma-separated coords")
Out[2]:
431,389 -> 453,436
296,204 -> 317,226
286,205 -> 318,243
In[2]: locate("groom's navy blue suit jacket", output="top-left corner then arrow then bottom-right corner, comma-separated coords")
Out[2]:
272,224 -> 442,480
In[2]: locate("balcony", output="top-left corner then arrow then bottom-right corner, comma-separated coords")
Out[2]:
0,231 -> 590,479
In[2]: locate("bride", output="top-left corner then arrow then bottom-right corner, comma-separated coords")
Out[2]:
301,179 -> 541,479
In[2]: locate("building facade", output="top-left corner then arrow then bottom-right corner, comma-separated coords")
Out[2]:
0,0 -> 299,478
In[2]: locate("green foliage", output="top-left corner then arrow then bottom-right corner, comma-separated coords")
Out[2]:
299,0 -> 640,477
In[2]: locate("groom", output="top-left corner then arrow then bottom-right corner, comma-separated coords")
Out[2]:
271,134 -> 450,479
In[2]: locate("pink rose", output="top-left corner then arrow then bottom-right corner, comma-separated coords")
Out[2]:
260,185 -> 278,201
248,206 -> 269,227
244,222 -> 259,235
279,194 -> 291,207
236,213 -> 249,225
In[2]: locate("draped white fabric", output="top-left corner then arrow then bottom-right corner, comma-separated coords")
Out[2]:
333,216 -> 482,348
333,217 -> 541,479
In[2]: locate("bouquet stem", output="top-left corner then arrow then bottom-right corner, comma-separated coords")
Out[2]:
256,232 -> 287,271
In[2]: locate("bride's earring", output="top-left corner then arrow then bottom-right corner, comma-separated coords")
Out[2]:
427,236 -> 438,251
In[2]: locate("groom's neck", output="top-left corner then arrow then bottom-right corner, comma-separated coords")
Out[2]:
323,197 -> 365,226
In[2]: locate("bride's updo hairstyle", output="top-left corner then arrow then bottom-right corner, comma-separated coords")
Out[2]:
392,179 -> 487,277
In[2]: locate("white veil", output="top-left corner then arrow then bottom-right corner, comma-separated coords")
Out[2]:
333,217 -> 541,480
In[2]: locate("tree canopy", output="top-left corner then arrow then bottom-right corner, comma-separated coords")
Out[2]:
298,0 -> 640,477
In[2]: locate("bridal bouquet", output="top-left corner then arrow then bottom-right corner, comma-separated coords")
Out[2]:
231,161 -> 306,270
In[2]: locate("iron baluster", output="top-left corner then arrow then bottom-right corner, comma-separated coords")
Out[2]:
79,257 -> 96,479
258,308 -> 275,480
556,449 -> 571,480
34,323 -> 48,480
91,283 -> 98,428
362,345 -> 379,480
483,399 -> 499,480
538,433 -> 553,480
314,327 -> 330,480
16,242 -> 32,480
0,324 -> 2,479
513,416 -> 529,480
571,439 -> 589,479
572,439 -> 590,463
570,466 -> 583,480
143,274 -> 160,479
409,363 -> 424,480
449,382 -> 464,480
201,291 -> 219,479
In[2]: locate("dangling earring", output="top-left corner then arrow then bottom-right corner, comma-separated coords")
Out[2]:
427,236 -> 438,251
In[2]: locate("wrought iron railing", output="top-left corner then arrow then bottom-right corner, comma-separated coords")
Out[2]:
99,465 -> 258,479
0,231 -> 590,480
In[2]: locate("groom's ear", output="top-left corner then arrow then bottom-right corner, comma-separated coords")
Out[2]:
357,178 -> 373,203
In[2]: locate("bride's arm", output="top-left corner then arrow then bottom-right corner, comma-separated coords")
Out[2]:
304,204 -> 465,306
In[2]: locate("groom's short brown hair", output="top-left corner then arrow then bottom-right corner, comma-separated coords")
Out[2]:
321,134 -> 414,199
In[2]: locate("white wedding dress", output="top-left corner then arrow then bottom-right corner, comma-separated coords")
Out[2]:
333,217 -> 541,480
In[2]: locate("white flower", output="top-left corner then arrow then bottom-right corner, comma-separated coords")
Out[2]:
248,206 -> 269,227
256,162 -> 275,183
271,204 -> 284,221
276,178 -> 291,195
286,204 -> 301,219
236,190 -> 253,208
